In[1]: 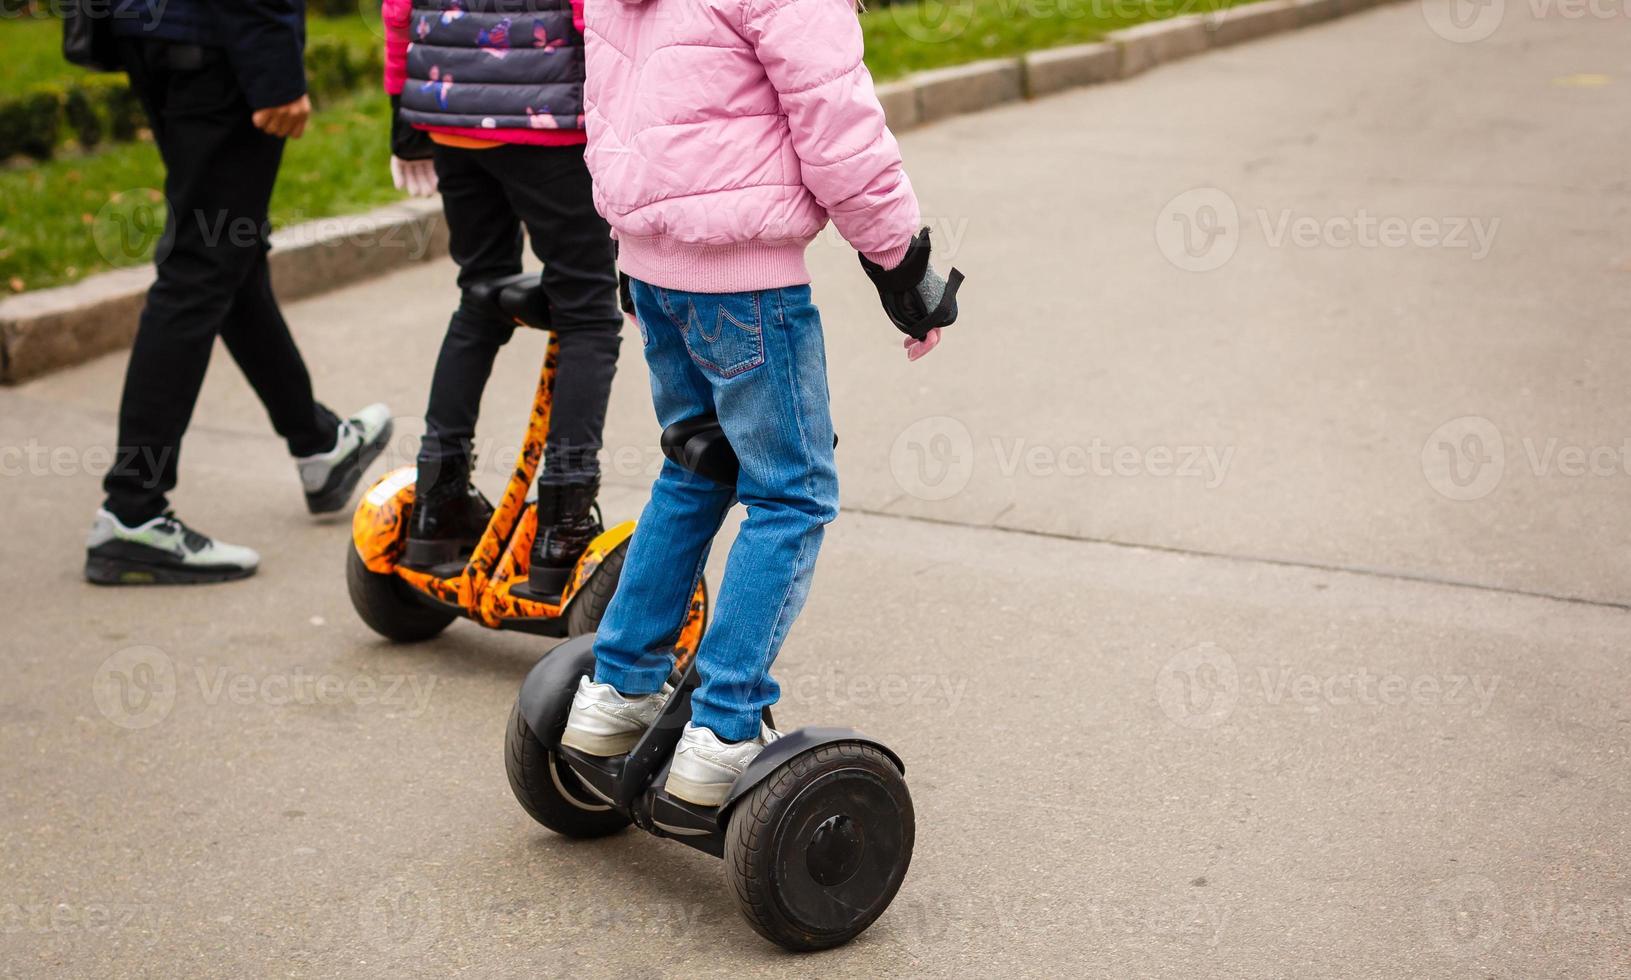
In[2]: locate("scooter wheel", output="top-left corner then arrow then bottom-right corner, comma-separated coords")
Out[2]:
565,539 -> 627,637
346,542 -> 456,643
724,742 -> 914,951
504,700 -> 631,838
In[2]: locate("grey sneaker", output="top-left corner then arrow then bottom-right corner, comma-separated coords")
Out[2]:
560,676 -> 674,756
298,403 -> 393,515
665,721 -> 781,807
84,509 -> 260,585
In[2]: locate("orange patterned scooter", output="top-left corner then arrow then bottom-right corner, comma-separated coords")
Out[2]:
345,273 -> 707,658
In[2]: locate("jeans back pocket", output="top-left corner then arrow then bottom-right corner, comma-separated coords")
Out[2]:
670,291 -> 766,380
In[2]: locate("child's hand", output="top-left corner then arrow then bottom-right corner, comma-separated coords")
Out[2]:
858,228 -> 963,353
904,328 -> 941,362
390,156 -> 439,197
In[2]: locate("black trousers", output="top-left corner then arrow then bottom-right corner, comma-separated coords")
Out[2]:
102,39 -> 337,526
420,142 -> 622,486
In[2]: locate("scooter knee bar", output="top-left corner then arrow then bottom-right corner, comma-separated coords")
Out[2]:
661,415 -> 739,487
660,415 -> 840,488
464,272 -> 553,331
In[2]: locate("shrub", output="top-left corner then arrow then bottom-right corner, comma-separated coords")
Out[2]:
80,74 -> 145,141
63,85 -> 103,148
307,0 -> 355,17
305,36 -> 358,107
352,43 -> 385,93
0,86 -> 66,161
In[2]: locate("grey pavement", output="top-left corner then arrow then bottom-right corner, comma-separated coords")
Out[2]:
4,4 -> 1630,978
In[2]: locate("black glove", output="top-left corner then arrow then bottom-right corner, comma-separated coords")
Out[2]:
857,227 -> 964,342
389,94 -> 435,161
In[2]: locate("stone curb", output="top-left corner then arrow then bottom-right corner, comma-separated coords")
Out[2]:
1109,15 -> 1213,79
1207,0 -> 1304,48
0,198 -> 446,385
912,59 -> 1026,126
1022,42 -> 1121,99
1294,0 -> 1346,25
6,0 -> 1397,383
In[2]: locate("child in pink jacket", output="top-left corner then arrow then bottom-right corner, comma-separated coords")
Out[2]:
382,0 -> 622,598
559,0 -> 962,806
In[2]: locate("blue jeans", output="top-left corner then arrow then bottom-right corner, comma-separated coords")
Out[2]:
591,279 -> 838,742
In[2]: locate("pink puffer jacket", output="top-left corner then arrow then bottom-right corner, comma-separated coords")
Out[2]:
583,0 -> 920,292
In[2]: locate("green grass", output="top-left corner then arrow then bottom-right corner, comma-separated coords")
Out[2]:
5,13 -> 105,89
861,0 -> 1248,80
2,11 -> 384,88
0,91 -> 397,293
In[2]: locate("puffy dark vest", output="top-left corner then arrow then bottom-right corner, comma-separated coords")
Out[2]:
400,0 -> 585,132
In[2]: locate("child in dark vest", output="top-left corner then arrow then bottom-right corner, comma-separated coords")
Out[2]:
383,0 -> 618,596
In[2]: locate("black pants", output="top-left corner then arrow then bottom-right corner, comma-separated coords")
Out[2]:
420,142 -> 622,486
102,39 -> 337,526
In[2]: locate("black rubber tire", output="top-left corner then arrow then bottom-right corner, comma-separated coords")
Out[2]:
565,538 -> 627,637
504,700 -> 631,838
724,742 -> 915,951
346,542 -> 457,643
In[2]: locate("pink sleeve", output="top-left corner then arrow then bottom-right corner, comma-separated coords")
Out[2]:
383,0 -> 411,95
743,0 -> 920,259
572,0 -> 585,35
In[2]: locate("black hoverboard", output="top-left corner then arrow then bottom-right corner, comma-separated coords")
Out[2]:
505,418 -> 913,951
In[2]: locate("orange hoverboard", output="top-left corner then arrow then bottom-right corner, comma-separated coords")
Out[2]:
345,273 -> 708,657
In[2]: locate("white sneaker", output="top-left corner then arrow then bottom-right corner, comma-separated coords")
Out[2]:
85,509 -> 260,585
560,676 -> 673,756
665,721 -> 781,807
297,403 -> 393,515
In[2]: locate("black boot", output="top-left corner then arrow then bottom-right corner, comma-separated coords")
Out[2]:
526,476 -> 602,600
404,457 -> 494,569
